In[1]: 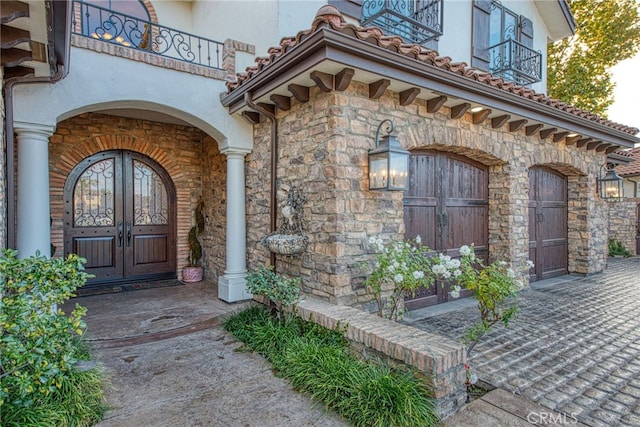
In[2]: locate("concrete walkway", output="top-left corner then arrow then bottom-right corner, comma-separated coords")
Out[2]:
68,282 -> 347,427
409,257 -> 640,427
67,259 -> 640,426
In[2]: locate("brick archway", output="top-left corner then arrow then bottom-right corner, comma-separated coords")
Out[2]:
49,114 -> 209,277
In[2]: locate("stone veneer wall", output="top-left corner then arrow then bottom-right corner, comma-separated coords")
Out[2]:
608,199 -> 638,256
48,113 -> 227,281
246,81 -> 609,308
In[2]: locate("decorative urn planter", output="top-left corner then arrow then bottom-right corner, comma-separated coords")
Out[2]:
262,234 -> 308,255
182,266 -> 204,283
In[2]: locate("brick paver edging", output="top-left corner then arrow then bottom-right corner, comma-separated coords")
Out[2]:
295,296 -> 467,418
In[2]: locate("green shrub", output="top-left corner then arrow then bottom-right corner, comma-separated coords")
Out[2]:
224,306 -> 440,427
0,250 -> 101,415
608,238 -> 631,257
245,265 -> 300,315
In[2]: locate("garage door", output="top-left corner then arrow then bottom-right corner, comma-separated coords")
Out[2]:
403,151 -> 488,309
528,167 -> 568,281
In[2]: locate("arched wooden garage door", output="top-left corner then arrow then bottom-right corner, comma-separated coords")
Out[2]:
528,167 -> 568,282
403,151 -> 489,309
64,150 -> 177,286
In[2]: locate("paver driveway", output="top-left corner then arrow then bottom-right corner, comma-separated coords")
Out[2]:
409,257 -> 640,427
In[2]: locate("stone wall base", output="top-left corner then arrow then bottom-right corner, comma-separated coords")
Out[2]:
294,295 -> 467,419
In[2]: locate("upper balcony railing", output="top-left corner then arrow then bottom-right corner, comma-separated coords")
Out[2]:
72,0 -> 224,70
361,0 -> 443,45
488,38 -> 541,86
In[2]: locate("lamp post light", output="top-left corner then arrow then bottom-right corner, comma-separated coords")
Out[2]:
368,120 -> 410,191
598,163 -> 624,200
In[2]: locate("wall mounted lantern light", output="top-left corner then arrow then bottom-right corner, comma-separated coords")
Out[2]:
368,119 -> 410,191
598,163 -> 624,200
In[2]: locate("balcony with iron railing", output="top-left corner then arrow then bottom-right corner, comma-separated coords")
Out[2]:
360,0 -> 443,45
488,38 -> 542,86
72,0 -> 224,71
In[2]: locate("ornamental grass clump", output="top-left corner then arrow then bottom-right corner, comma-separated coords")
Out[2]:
223,305 -> 440,427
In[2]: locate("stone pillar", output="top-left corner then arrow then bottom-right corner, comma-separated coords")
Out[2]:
14,122 -> 55,258
218,148 -> 252,302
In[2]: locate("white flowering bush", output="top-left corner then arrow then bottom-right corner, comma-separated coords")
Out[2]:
364,236 -> 462,320
366,237 -> 531,357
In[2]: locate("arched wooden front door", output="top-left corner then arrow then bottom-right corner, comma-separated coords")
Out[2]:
528,167 -> 568,282
403,151 -> 489,309
64,150 -> 176,285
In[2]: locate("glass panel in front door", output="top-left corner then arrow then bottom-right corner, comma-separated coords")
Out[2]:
73,158 -> 115,227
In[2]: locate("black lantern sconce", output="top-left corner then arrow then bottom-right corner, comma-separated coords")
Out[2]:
368,120 -> 410,191
598,163 -> 624,200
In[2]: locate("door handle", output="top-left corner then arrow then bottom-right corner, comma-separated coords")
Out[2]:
441,213 -> 448,226
537,213 -> 544,223
126,221 -> 132,247
117,221 -> 123,247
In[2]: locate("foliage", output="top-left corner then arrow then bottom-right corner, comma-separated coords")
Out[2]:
365,238 -> 526,357
188,197 -> 205,266
364,236 -> 462,320
2,356 -> 107,427
0,250 -> 92,409
453,245 -> 524,356
223,305 -> 440,427
245,265 -> 301,315
547,0 -> 640,115
608,238 -> 631,257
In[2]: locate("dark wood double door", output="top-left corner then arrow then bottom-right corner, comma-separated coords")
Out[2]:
403,151 -> 489,309
64,150 -> 176,286
528,167 -> 568,281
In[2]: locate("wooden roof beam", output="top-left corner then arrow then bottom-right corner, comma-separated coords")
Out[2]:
451,102 -> 471,120
426,95 -> 447,113
399,87 -> 420,106
565,135 -> 581,145
369,79 -> 390,99
491,114 -> 511,129
270,94 -> 291,111
587,140 -> 603,151
310,70 -> 333,92
553,131 -> 569,143
596,143 -> 612,152
576,138 -> 592,148
525,123 -> 544,136
539,127 -> 557,140
472,109 -> 491,124
335,68 -> 354,91
287,84 -> 309,103
508,119 -> 528,132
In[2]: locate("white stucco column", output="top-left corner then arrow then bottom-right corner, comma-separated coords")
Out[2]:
14,122 -> 55,258
218,148 -> 252,302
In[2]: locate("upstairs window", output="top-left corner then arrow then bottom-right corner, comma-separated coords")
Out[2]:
472,0 -> 541,85
330,0 -> 443,48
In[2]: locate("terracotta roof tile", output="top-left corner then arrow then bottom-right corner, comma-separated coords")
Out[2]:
225,5 -> 639,136
615,147 -> 640,176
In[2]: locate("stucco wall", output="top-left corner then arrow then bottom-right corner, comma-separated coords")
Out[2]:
48,113 -> 227,281
246,81 -> 609,308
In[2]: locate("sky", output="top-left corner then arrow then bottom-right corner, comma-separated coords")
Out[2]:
608,52 -> 640,132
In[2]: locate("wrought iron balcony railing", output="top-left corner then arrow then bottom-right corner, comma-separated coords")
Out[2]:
361,0 -> 443,45
488,38 -> 542,85
72,0 -> 224,70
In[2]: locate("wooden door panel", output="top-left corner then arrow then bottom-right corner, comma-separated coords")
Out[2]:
529,167 -> 568,282
404,151 -> 488,308
73,236 -> 116,269
64,150 -> 176,286
403,206 -> 437,249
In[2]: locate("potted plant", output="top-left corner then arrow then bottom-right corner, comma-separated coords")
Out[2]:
182,197 -> 205,283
